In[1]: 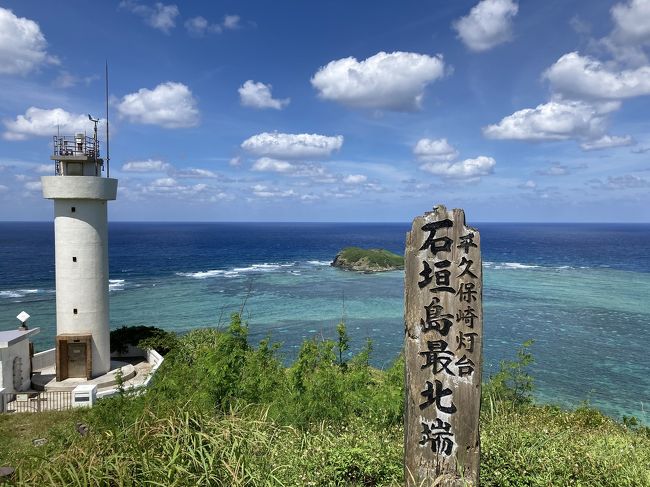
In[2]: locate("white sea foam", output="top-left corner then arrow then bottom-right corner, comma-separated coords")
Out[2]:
177,270 -> 227,279
486,262 -> 591,271
0,288 -> 46,299
109,279 -> 126,291
0,290 -> 22,298
306,260 -> 331,266
177,262 -> 297,279
495,262 -> 540,270
484,261 -> 540,270
231,263 -> 295,273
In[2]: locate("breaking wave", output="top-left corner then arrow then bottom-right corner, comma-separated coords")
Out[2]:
109,279 -> 126,291
484,261 -> 591,271
177,260 -> 333,279
0,289 -> 51,299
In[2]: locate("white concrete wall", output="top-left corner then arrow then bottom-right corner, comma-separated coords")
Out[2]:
53,198 -> 111,376
97,349 -> 164,399
42,176 -> 117,200
146,349 -> 164,369
41,176 -> 118,378
0,341 -> 32,393
32,348 -> 56,370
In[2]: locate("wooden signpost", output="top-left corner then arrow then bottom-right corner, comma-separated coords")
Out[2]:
404,205 -> 482,487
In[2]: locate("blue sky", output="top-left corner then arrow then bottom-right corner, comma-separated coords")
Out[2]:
0,0 -> 649,222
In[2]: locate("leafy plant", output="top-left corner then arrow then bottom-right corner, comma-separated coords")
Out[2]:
483,339 -> 535,406
110,325 -> 177,355
336,320 -> 350,367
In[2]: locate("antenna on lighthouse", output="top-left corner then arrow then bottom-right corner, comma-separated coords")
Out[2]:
105,61 -> 110,178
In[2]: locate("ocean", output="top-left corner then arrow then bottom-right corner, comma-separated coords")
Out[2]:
1,222 -> 649,424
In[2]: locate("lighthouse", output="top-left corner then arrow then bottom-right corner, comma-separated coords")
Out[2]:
41,121 -> 117,380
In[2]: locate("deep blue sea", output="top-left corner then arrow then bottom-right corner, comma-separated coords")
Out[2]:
1,222 -> 649,424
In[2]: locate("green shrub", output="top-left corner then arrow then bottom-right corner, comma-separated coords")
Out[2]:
483,339 -> 535,406
110,325 -> 178,355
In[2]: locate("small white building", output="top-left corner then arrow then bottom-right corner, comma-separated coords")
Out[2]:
0,328 -> 40,394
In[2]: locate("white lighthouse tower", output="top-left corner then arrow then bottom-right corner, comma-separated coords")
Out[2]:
41,121 -> 117,380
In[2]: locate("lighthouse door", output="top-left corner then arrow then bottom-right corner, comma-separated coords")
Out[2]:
68,343 -> 87,378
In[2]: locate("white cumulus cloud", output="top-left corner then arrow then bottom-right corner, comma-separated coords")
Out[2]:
544,52 -> 650,100
117,82 -> 199,128
24,180 -> 42,192
239,81 -> 290,110
519,180 -> 537,189
241,132 -> 343,159
174,168 -> 220,179
311,51 -> 445,111
453,0 -> 519,52
0,7 -> 58,75
536,163 -> 570,176
184,14 -> 241,36
420,156 -> 496,180
610,0 -> 650,44
483,99 -> 620,141
121,159 -> 171,172
580,134 -> 634,151
119,1 -> 179,34
343,174 -> 367,184
3,107 -> 99,141
251,157 -> 295,173
251,184 -> 297,199
413,138 -> 459,162
223,15 -> 240,30
151,177 -> 177,187
184,16 -> 215,36
35,164 -> 54,174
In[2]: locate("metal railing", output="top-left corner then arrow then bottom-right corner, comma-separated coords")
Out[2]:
52,134 -> 104,176
2,391 -> 72,413
52,135 -> 100,159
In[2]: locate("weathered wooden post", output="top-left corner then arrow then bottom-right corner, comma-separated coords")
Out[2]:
404,205 -> 482,487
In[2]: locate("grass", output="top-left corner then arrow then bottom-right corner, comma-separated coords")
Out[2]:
1,403 -> 648,486
481,402 -> 650,486
0,409 -> 81,465
1,317 -> 649,486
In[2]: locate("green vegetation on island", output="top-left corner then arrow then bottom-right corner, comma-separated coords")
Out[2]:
331,247 -> 404,272
1,316 -> 649,486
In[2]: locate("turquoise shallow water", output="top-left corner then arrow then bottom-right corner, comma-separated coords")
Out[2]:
1,222 -> 649,424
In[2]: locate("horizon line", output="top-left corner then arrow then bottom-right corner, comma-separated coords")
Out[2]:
2,220 -> 650,225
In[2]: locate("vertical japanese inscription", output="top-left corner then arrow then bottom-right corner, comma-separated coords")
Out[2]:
404,205 -> 482,487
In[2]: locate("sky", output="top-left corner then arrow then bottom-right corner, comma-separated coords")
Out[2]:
0,0 -> 649,222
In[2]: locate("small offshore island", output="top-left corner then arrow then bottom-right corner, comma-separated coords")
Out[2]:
331,247 -> 404,273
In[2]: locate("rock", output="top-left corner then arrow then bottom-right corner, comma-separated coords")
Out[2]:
32,438 -> 47,447
331,247 -> 404,273
76,422 -> 89,436
0,467 -> 15,479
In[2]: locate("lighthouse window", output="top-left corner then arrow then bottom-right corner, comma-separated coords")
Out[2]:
72,257 -> 77,262
71,207 -> 76,213
73,308 -> 78,315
